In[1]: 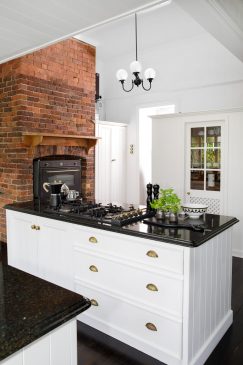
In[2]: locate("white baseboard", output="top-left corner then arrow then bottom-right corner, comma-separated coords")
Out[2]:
190,310 -> 233,365
232,249 -> 243,258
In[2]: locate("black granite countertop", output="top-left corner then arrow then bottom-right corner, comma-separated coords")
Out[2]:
5,201 -> 239,247
0,244 -> 90,362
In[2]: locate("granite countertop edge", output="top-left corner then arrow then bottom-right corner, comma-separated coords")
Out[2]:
1,300 -> 90,362
4,203 -> 239,248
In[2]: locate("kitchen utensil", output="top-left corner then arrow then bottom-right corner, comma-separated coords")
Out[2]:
43,181 -> 69,208
43,181 -> 63,194
50,193 -> 62,208
146,183 -> 153,211
153,184 -> 160,200
67,190 -> 79,201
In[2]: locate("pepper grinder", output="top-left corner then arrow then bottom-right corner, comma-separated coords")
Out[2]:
146,183 -> 153,211
153,184 -> 160,201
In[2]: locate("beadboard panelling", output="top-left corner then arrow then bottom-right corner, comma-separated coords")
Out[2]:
187,229 -> 233,364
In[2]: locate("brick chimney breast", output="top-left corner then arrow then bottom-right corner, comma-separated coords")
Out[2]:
0,38 -> 96,242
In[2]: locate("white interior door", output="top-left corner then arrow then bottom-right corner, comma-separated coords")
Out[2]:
95,123 -> 112,204
95,122 -> 127,205
110,126 -> 126,204
185,119 -> 227,214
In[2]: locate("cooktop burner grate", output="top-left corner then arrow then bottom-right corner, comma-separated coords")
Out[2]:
44,199 -> 154,226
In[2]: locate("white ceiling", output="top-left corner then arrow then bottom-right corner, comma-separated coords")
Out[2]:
1,0 -> 242,67
0,0 -> 167,64
174,0 -> 243,63
75,1 -> 206,61
75,0 -> 243,64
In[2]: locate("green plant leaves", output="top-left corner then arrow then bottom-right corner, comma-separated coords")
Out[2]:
150,188 -> 181,213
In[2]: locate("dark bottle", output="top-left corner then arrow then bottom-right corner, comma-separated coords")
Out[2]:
153,184 -> 160,201
146,183 -> 153,211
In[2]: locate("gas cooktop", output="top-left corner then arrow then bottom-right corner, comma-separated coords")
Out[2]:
44,199 -> 155,227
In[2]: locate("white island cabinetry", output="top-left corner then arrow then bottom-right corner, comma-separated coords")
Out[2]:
6,210 -> 234,365
6,210 -> 73,291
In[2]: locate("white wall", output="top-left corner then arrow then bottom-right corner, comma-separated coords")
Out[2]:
227,112 -> 243,257
98,31 -> 243,205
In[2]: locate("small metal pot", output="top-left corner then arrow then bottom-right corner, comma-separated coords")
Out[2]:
155,210 -> 164,220
169,212 -> 178,223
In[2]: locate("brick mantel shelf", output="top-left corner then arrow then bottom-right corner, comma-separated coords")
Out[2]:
22,132 -> 100,153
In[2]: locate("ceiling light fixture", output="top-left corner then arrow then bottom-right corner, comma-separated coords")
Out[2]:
116,13 -> 156,92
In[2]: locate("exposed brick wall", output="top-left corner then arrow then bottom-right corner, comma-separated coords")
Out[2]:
0,38 -> 95,242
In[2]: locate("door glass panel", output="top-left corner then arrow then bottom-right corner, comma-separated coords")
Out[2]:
206,149 -> 221,169
191,128 -> 204,147
191,149 -> 204,169
206,126 -> 221,147
190,170 -> 204,190
206,171 -> 220,191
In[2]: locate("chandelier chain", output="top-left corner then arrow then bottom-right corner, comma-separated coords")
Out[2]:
135,13 -> 138,61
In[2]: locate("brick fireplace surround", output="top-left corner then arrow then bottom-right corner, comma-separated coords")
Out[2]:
0,39 -> 96,242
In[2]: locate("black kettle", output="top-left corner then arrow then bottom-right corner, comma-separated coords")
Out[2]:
43,181 -> 69,208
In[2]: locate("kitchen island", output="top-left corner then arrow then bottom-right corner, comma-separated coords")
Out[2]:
0,243 -> 90,365
4,202 -> 239,365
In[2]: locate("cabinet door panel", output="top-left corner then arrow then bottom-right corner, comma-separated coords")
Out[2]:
24,335 -> 50,365
1,352 -> 23,365
6,211 -> 38,276
37,217 -> 72,290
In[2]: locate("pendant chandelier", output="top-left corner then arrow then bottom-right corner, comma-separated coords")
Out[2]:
116,13 -> 156,92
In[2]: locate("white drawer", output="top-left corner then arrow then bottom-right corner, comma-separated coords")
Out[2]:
74,249 -> 183,317
72,225 -> 184,275
75,281 -> 182,360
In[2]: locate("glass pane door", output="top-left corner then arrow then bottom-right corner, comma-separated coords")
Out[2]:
190,126 -> 221,192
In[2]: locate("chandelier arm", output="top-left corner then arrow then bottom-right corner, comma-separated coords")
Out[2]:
121,80 -> 134,92
141,79 -> 152,91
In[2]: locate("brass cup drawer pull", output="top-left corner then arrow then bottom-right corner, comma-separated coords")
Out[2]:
90,299 -> 99,306
146,250 -> 158,258
35,225 -> 40,230
89,265 -> 98,272
146,322 -> 157,331
31,224 -> 36,230
89,236 -> 98,244
146,283 -> 158,292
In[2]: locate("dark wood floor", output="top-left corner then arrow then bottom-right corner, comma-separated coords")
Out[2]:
77,257 -> 243,365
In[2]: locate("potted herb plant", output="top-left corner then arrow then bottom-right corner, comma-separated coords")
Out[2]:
150,188 -> 181,222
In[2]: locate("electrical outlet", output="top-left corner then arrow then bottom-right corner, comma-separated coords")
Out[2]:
130,144 -> 134,154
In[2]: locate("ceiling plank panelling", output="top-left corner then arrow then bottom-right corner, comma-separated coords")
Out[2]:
174,0 -> 243,63
0,0 -> 167,64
